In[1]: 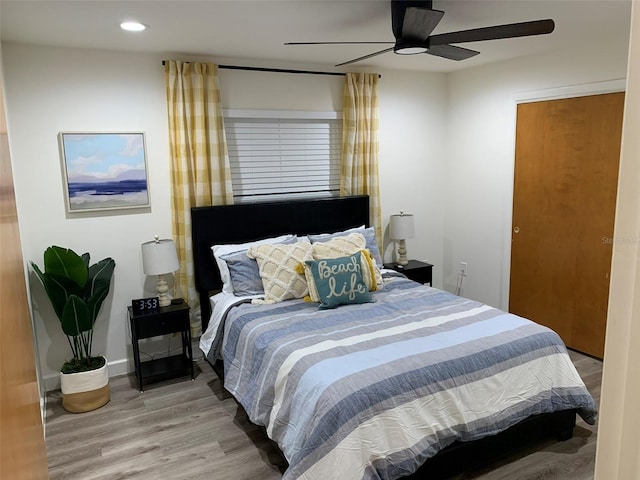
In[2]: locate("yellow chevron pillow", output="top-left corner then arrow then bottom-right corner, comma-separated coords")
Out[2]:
247,241 -> 313,303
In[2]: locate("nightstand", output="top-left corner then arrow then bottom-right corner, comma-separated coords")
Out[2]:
384,260 -> 433,286
128,302 -> 195,392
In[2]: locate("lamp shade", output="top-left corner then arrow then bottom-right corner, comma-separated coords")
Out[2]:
389,213 -> 415,240
141,238 -> 180,275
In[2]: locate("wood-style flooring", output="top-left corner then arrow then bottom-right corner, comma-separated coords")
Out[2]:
45,348 -> 602,480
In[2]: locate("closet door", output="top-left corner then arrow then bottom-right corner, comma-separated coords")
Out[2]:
509,92 -> 624,358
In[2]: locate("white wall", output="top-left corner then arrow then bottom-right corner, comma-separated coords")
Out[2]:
378,69 -> 447,272
2,43 -> 447,388
444,41 -> 629,310
595,2 -> 640,477
3,45 -> 173,389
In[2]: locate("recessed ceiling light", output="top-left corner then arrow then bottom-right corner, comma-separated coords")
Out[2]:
120,21 -> 148,32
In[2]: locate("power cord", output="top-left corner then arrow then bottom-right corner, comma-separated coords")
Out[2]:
455,271 -> 466,296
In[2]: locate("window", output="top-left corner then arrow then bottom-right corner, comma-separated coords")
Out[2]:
224,109 -> 342,202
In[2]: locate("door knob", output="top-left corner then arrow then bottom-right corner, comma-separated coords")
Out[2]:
514,226 -> 520,234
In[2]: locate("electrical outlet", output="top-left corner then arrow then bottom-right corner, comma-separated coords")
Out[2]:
459,262 -> 468,276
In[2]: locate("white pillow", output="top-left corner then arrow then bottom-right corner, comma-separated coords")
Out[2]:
311,232 -> 367,260
247,241 -> 313,303
211,234 -> 296,294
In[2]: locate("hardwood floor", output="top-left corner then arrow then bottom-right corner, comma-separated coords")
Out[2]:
45,348 -> 601,480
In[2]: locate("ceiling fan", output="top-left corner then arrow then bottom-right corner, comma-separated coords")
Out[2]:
285,0 -> 555,66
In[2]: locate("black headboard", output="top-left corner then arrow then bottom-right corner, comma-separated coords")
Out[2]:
191,195 -> 370,329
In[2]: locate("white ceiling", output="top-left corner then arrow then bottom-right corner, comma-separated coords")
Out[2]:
0,0 -> 632,73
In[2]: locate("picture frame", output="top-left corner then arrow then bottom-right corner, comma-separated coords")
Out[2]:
58,132 -> 151,213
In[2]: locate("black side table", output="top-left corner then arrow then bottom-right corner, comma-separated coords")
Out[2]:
384,260 -> 433,286
128,302 -> 195,392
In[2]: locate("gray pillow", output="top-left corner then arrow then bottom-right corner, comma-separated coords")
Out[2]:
221,236 -> 298,296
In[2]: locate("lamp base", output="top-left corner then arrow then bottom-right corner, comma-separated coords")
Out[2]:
156,275 -> 171,307
396,239 -> 408,266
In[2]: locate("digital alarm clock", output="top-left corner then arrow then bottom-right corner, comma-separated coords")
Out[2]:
131,296 -> 160,314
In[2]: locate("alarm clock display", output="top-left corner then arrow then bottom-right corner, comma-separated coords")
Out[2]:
131,297 -> 160,314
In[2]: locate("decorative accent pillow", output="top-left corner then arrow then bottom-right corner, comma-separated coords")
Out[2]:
302,249 -> 378,297
211,234 -> 296,294
247,241 -> 313,303
221,236 -> 298,296
311,232 -> 383,288
308,226 -> 383,267
302,251 -> 374,309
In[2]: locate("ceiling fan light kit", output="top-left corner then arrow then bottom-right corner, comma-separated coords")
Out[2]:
394,44 -> 428,55
286,0 -> 555,67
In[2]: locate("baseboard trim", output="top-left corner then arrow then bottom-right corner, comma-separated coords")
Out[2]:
43,357 -> 130,392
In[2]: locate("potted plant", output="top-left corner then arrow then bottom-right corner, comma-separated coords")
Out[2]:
31,246 -> 115,413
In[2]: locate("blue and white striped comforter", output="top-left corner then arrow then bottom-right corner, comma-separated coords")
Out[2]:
205,276 -> 597,480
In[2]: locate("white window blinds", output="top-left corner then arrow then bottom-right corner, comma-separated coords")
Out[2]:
224,110 -> 342,201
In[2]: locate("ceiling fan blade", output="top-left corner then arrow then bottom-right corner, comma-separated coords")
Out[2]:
426,44 -> 480,61
429,19 -> 555,46
335,47 -> 395,67
285,41 -> 393,46
402,6 -> 444,41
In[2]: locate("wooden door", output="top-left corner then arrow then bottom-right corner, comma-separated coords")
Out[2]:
0,71 -> 50,477
509,92 -> 624,359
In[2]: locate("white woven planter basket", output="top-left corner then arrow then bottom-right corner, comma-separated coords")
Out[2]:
60,358 -> 110,413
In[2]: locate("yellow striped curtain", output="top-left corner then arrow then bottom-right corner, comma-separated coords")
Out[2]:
341,72 -> 383,247
164,61 -> 233,336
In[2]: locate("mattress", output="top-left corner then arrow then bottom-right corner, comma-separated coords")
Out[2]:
200,274 -> 597,480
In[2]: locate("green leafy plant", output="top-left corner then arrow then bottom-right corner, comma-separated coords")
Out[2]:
31,246 -> 116,374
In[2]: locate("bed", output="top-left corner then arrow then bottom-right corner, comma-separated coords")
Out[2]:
192,195 -> 597,480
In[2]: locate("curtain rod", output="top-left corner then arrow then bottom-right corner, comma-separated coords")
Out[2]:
161,61 -> 381,78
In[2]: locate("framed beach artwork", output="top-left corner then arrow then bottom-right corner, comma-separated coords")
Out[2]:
58,132 -> 150,213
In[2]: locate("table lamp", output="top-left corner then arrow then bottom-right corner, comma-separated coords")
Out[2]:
141,236 -> 180,307
389,212 -> 415,266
